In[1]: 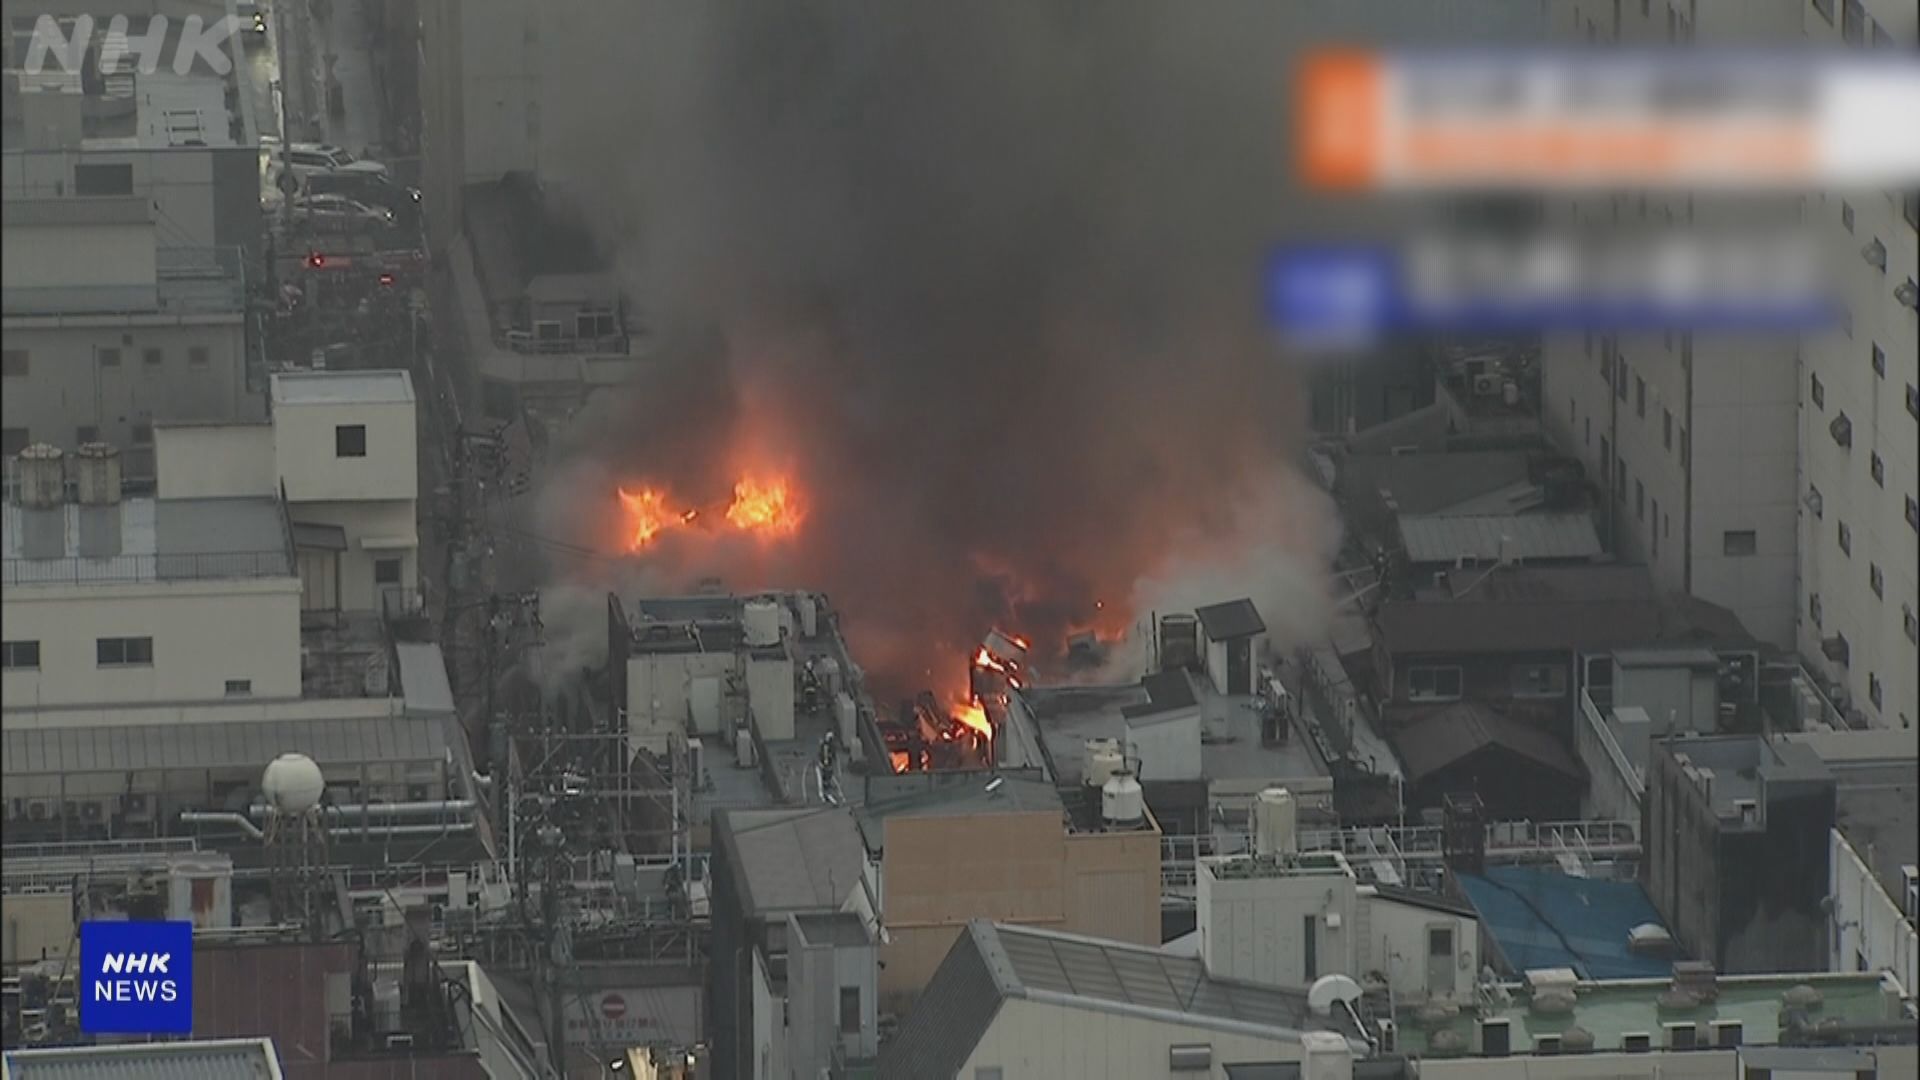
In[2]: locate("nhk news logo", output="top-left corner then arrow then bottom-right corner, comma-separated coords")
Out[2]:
79,920 -> 194,1034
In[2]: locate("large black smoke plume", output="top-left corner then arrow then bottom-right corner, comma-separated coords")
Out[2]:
515,2 -> 1538,699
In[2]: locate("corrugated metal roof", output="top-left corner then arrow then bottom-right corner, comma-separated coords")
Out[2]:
1396,512 -> 1602,565
874,922 -> 1007,1079
395,641 -> 456,715
2,1038 -> 281,1080
717,807 -> 869,917
3,714 -> 451,776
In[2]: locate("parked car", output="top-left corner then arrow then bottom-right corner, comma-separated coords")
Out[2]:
303,170 -> 421,211
289,194 -> 396,231
284,143 -> 388,180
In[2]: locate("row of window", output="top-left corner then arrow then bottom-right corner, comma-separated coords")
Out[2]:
2,346 -> 214,378
1405,663 -> 1569,702
3,636 -> 152,670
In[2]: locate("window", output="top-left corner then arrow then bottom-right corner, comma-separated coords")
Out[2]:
73,162 -> 134,196
1408,665 -> 1464,702
1810,591 -> 1823,628
1723,530 -> 1758,556
374,558 -> 402,586
838,986 -> 861,1035
1909,384 -> 1919,421
1636,376 -> 1647,417
1868,674 -> 1883,710
1903,604 -> 1918,645
1908,496 -> 1919,532
1663,408 -> 1673,449
1810,372 -> 1825,408
1872,343 -> 1886,377
1617,358 -> 1630,400
225,679 -> 252,697
1831,412 -> 1854,448
1838,520 -> 1852,556
1679,427 -> 1689,468
188,346 -> 211,369
1869,563 -> 1883,599
1808,484 -> 1824,519
142,347 -> 163,368
1841,200 -> 1855,233
1871,453 -> 1885,487
96,636 -> 154,667
1,429 -> 27,456
1303,914 -> 1319,981
76,425 -> 99,444
97,347 -> 121,368
1512,664 -> 1568,698
335,424 -> 367,457
1,641 -> 41,670
1,350 -> 26,378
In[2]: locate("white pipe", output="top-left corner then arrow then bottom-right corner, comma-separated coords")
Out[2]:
247,799 -> 475,821
179,811 -> 264,840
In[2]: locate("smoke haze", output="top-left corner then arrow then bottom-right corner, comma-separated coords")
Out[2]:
515,2 -> 1537,700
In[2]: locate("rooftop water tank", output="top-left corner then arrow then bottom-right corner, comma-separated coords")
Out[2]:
14,443 -> 65,508
1085,739 -> 1124,789
262,753 -> 326,814
796,593 -> 819,638
743,597 -> 782,648
1101,772 -> 1144,828
1254,787 -> 1298,857
73,442 -> 122,505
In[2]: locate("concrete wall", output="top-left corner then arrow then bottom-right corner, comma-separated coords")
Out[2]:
1417,1049 -> 1736,1080
745,653 -> 794,742
1362,893 -> 1479,1004
0,146 -> 263,265
1,219 -> 156,288
1,319 -> 255,472
1829,828 -> 1920,995
288,500 -> 418,613
2,577 -> 302,708
878,812 -> 1159,1013
272,394 -> 418,504
154,423 -> 277,498
1573,691 -> 1644,821
627,651 -> 736,753
1,892 -> 75,965
1126,706 -> 1202,782
1199,862 -> 1358,989
961,997 -> 1314,1080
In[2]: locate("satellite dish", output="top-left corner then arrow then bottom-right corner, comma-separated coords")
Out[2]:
262,752 -> 325,814
1308,974 -> 1364,1016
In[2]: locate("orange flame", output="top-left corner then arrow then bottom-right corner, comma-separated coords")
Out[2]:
725,476 -> 804,536
972,646 -> 1008,673
618,487 -> 681,549
952,696 -> 991,738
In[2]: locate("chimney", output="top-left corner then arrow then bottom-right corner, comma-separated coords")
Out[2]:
74,442 -> 123,559
13,443 -> 68,560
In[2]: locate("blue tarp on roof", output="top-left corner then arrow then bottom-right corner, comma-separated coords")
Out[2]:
1458,865 -> 1677,980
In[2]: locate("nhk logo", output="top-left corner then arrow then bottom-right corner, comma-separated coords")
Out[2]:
80,921 -> 194,1034
22,14 -> 244,78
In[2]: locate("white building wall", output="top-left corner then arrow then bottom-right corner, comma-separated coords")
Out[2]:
962,997 -> 1327,1080
1197,863 -> 1358,990
1,579 -> 302,709
1125,708 -> 1202,782
1359,893 -> 1479,1004
627,651 -> 736,753
153,424 -> 278,499
1417,1049 -> 1737,1080
271,394 -> 418,504
288,500 -> 418,612
746,654 -> 795,742
1,148 -> 234,252
1828,829 -> 1920,996
0,220 -> 157,288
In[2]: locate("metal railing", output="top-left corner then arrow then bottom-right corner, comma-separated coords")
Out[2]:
3,549 -> 295,586
496,328 -> 635,357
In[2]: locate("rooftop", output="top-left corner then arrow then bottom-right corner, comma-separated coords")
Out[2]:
716,806 -> 869,918
857,769 -> 1065,847
1,1037 -> 283,1080
1338,450 -> 1538,519
881,920 -> 1363,1077
1659,735 -> 1834,822
1374,564 -> 1750,656
1196,598 -> 1267,641
1457,865 -> 1675,981
1392,702 -> 1584,786
2,495 -> 292,586
2,711 -> 458,777
1395,511 -> 1602,565
1396,970 -> 1909,1057
1786,728 -> 1918,906
271,370 -> 416,406
1028,678 -> 1330,790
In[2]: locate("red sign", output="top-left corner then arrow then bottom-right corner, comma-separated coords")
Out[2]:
600,993 -> 627,1021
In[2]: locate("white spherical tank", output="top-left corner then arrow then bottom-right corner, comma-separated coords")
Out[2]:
1084,739 -> 1125,790
1101,773 -> 1144,828
1254,787 -> 1298,857
743,598 -> 783,648
262,752 -> 326,814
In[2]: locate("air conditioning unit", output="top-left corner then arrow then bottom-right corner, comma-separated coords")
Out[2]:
1622,1032 -> 1652,1052
1534,1035 -> 1561,1055
1473,373 -> 1501,397
1479,1018 -> 1512,1057
27,800 -> 50,821
123,794 -> 152,822
1861,239 -> 1887,270
80,802 -> 103,823
1665,1022 -> 1699,1050
406,784 -> 430,802
1711,1019 -> 1744,1048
